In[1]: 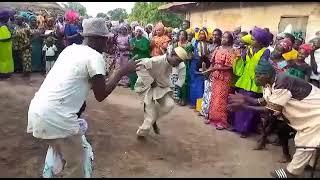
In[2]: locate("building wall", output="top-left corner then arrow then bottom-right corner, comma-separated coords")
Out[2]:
188,2 -> 320,41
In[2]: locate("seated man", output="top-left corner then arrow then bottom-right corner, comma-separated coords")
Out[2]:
229,59 -> 320,178
134,46 -> 189,138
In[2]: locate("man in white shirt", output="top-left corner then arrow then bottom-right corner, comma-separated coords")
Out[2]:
27,18 -> 140,177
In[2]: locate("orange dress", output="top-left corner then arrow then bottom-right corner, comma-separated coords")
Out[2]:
151,35 -> 170,57
209,47 -> 237,128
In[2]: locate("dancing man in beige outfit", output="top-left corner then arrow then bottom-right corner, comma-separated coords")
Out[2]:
134,46 -> 189,138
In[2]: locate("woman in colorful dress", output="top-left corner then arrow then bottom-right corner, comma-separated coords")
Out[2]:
115,24 -> 131,87
189,28 -> 210,109
0,8 -> 14,79
232,26 -> 272,137
64,10 -> 82,46
200,28 -> 222,119
203,32 -> 237,129
150,22 -> 170,57
12,15 -> 32,79
129,26 -> 150,90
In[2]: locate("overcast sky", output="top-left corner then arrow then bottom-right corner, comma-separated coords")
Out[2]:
57,2 -> 135,17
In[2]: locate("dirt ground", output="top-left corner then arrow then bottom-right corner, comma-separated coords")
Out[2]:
0,74 -> 292,178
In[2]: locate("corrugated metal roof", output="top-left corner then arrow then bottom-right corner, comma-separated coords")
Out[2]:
158,2 -> 197,10
0,2 -> 62,10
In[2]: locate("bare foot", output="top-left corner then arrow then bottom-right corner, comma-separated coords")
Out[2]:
278,155 -> 292,163
204,119 -> 210,124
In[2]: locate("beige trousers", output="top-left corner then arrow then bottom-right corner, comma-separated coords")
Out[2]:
287,149 -> 317,175
137,93 -> 174,136
45,135 -> 85,178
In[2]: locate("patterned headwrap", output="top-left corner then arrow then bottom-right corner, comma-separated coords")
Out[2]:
293,31 -> 304,42
278,38 -> 293,53
299,44 -> 313,54
155,22 -> 165,31
64,10 -> 79,23
255,58 -> 275,75
251,26 -> 272,47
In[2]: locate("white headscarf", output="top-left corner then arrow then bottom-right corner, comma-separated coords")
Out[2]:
135,26 -> 148,39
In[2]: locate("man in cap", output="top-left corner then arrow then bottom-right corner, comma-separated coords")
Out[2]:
229,58 -> 320,178
27,18 -> 140,177
134,46 -> 189,138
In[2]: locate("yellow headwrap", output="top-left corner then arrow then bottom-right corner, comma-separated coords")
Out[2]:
241,34 -> 253,45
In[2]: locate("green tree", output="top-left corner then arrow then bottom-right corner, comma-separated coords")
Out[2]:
128,2 -> 183,28
107,8 -> 128,21
62,2 -> 88,16
96,12 -> 109,20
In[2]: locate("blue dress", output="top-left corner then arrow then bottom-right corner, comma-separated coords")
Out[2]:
188,40 -> 205,107
64,23 -> 83,46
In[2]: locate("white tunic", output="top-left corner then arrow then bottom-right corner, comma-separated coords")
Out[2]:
135,55 -> 173,104
27,44 -> 106,139
264,75 -> 320,148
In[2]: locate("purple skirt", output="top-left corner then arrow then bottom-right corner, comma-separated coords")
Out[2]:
231,89 -> 262,134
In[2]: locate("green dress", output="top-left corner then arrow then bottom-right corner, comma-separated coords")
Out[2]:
129,36 -> 150,90
0,25 -> 14,74
31,28 -> 43,72
179,42 -> 193,102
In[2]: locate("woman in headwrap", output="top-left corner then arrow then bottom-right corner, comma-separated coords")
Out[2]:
232,26 -> 272,138
150,22 -> 170,57
165,27 -> 173,40
129,26 -> 150,90
305,37 -> 320,88
54,14 -> 65,54
115,24 -> 131,87
285,44 -> 313,81
292,32 -> 304,51
12,14 -> 32,79
202,32 -> 237,129
145,23 -> 153,40
29,15 -> 44,72
0,8 -> 14,79
269,38 -> 293,74
64,10 -> 82,46
188,28 -> 210,109
199,28 -> 222,119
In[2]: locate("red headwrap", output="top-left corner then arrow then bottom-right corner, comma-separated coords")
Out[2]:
64,10 -> 79,23
299,44 -> 313,54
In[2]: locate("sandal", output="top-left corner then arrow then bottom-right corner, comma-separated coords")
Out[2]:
216,125 -> 225,130
270,168 -> 297,178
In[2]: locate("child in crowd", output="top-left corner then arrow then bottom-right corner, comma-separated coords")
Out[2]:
42,36 -> 57,74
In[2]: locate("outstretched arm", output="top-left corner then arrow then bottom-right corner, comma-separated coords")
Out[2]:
92,56 -> 140,102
